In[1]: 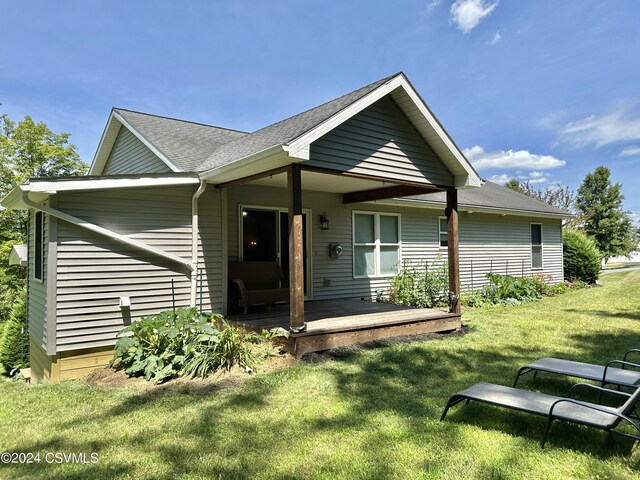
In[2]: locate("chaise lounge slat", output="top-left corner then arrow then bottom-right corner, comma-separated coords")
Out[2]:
514,357 -> 640,389
441,382 -> 640,447
452,383 -> 620,427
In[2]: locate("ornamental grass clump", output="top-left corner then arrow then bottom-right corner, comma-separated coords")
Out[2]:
110,308 -> 280,383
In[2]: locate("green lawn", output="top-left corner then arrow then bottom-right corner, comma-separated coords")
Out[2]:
1,272 -> 640,479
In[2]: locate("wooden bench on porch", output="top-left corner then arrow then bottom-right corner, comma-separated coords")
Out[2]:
229,261 -> 289,314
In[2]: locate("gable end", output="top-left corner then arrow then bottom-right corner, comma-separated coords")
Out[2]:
103,126 -> 173,175
308,96 -> 454,187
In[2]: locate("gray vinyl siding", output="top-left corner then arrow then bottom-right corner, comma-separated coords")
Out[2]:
27,207 -> 48,350
103,127 -> 172,174
55,186 -> 196,352
227,185 -> 564,303
308,96 -> 454,187
196,186 -> 224,313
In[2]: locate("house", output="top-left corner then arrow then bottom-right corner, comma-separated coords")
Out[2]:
1,72 -> 569,383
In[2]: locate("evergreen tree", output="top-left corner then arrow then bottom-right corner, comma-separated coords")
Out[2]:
504,179 -> 522,193
575,166 -> 637,261
0,291 -> 28,374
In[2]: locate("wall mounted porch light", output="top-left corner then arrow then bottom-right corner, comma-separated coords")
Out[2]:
320,212 -> 329,230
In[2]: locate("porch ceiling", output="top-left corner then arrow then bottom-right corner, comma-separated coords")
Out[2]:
247,170 -> 441,195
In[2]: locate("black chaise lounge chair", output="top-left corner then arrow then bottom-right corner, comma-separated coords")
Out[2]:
441,382 -> 640,447
514,349 -> 640,391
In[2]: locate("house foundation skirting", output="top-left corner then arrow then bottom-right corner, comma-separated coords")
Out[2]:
29,336 -> 113,384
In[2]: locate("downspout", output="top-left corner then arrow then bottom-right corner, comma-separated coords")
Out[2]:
190,180 -> 207,307
21,190 -> 193,272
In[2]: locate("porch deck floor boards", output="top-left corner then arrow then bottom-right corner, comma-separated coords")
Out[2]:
226,299 -> 458,336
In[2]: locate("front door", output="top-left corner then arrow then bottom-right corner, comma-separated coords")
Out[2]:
240,206 -> 312,298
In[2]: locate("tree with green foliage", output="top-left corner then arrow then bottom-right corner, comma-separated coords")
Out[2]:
0,290 -> 28,374
0,111 -> 87,329
504,179 -> 522,193
502,179 -> 586,229
575,166 -> 637,262
563,229 -> 601,283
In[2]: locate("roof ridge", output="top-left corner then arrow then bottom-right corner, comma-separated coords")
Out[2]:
251,72 -> 401,139
113,107 -> 249,134
202,72 -> 403,168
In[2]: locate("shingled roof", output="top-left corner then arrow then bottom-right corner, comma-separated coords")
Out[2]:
113,109 -> 247,172
197,73 -> 399,173
110,74 -> 399,173
406,181 -> 570,216
97,73 -> 569,217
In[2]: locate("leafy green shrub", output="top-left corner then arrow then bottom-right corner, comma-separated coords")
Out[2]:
388,259 -> 448,308
527,273 -> 568,297
481,273 -> 540,305
110,308 -> 281,383
563,229 -> 602,284
0,291 -> 29,375
460,293 -> 487,308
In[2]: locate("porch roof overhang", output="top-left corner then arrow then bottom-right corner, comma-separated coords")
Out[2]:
1,173 -> 200,210
201,74 -> 483,190
8,244 -> 27,267
376,197 -> 574,220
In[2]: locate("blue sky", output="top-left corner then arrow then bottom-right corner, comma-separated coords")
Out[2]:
1,1 -> 639,221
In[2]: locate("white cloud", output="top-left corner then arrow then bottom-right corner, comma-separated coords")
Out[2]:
427,0 -> 442,11
558,106 -> 640,148
489,171 -> 552,186
488,173 -> 511,184
463,145 -> 566,170
450,0 -> 499,34
619,145 -> 640,157
487,29 -> 502,45
524,171 -> 551,184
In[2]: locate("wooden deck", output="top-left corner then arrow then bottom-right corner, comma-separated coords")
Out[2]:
227,299 -> 461,357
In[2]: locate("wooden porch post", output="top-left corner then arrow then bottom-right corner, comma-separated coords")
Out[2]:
288,165 -> 306,332
446,188 -> 461,314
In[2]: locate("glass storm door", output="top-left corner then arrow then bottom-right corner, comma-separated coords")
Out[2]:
241,207 -> 311,298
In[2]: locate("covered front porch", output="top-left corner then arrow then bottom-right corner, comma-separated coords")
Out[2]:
227,298 -> 461,357
209,76 -> 482,353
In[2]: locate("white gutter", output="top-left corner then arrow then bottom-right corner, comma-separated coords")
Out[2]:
21,190 -> 193,271
190,180 -> 207,307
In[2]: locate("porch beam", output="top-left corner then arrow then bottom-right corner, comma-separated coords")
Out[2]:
288,164 -> 306,332
299,164 -> 451,190
214,165 -> 290,189
343,185 -> 442,204
446,188 -> 461,314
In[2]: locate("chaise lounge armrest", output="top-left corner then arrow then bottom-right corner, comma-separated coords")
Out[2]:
232,279 -> 248,298
568,382 -> 632,400
623,349 -> 640,363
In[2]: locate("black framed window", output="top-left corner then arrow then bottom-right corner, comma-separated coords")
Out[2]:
530,223 -> 543,270
34,211 -> 44,280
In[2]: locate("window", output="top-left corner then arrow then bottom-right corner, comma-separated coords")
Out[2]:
353,212 -> 400,277
438,216 -> 448,248
531,223 -> 543,270
34,211 -> 44,280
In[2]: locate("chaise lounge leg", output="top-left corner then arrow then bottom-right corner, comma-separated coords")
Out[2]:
441,395 -> 466,421
513,367 -> 533,387
541,417 -> 555,448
